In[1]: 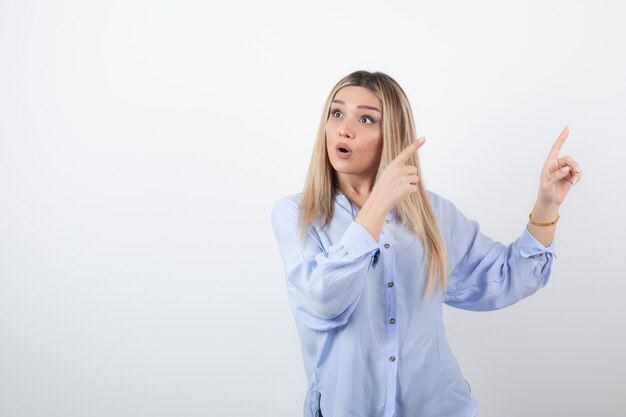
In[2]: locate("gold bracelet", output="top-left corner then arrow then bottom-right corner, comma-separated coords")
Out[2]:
528,212 -> 560,227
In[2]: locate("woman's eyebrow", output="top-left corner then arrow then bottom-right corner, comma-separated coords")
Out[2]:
332,99 -> 381,113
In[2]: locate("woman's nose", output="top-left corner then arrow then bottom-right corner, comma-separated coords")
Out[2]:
339,126 -> 353,139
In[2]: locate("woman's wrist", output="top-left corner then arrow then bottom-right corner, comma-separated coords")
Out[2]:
527,200 -> 560,247
530,201 -> 560,223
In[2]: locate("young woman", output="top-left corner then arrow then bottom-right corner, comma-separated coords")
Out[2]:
270,70 -> 581,417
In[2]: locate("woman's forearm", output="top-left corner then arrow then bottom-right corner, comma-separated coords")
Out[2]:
355,199 -> 388,242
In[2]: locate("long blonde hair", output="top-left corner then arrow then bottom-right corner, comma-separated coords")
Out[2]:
298,70 -> 448,296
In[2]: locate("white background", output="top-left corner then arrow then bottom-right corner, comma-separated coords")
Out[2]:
1,1 -> 625,416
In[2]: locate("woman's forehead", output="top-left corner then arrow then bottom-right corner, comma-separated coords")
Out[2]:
333,86 -> 381,108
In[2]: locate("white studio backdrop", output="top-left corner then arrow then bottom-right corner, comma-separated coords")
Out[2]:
1,1 -> 625,416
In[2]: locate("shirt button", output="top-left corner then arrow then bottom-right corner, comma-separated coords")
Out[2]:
385,219 -> 390,224
389,355 -> 396,362
384,243 -> 390,249
389,318 -> 396,324
387,281 -> 394,288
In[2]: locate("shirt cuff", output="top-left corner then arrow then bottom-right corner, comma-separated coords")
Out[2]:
341,221 -> 380,259
517,225 -> 557,258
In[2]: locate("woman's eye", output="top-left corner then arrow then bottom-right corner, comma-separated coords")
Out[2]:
332,110 -> 342,118
360,116 -> 374,124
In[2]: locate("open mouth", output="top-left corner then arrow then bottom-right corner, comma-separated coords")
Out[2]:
335,143 -> 353,159
336,143 -> 352,153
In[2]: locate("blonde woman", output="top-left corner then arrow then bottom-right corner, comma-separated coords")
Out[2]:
270,70 -> 581,417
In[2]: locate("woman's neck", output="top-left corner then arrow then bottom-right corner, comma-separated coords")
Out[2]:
336,172 -> 376,209
337,175 -> 373,196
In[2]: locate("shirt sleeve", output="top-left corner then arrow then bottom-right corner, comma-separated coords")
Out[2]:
271,197 -> 380,331
436,195 -> 557,311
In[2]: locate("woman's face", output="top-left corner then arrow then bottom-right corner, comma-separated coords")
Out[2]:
325,86 -> 383,181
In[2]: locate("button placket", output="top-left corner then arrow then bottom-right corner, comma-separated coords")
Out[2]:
381,236 -> 399,395
374,233 -> 399,416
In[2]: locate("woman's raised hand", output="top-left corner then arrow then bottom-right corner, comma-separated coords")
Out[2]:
370,137 -> 426,212
536,127 -> 582,207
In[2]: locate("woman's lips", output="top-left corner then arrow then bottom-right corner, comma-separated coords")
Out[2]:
335,143 -> 353,159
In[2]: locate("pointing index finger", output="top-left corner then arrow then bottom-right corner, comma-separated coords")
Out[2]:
548,127 -> 569,160
394,137 -> 426,164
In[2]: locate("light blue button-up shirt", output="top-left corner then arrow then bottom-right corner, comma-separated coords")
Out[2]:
271,189 -> 556,417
